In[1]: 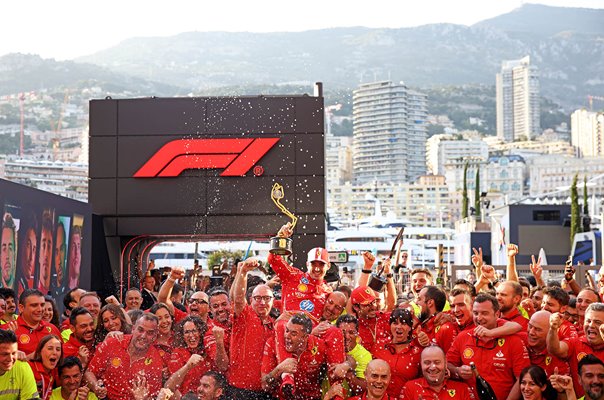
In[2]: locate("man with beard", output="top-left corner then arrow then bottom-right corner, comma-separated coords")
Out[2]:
576,288 -> 602,330
577,354 -> 604,400
62,307 -> 95,367
351,286 -> 391,353
86,314 -> 165,400
525,310 -> 569,377
37,211 -> 53,294
347,359 -> 391,400
197,371 -> 228,400
447,293 -> 529,400
547,302 -> 604,398
204,289 -> 231,373
53,221 -> 67,297
400,346 -> 474,399
67,226 -> 82,289
50,356 -> 95,400
0,289 -> 61,356
415,286 -> 458,353
1,213 -> 17,289
496,280 -> 529,331
0,288 -> 17,324
541,286 -> 577,340
261,313 -> 348,399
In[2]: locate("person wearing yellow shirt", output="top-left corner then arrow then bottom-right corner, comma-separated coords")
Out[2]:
0,330 -> 39,400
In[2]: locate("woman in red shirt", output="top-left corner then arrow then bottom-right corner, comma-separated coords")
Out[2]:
150,302 -> 174,363
93,303 -> 132,345
165,316 -> 215,395
28,334 -> 62,400
371,308 -> 421,398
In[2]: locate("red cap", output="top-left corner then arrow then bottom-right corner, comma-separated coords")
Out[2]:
351,285 -> 378,305
307,247 -> 329,264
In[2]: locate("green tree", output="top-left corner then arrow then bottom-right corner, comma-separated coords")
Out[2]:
583,176 -> 589,216
462,162 -> 469,219
570,174 -> 580,243
207,250 -> 244,270
474,167 -> 481,219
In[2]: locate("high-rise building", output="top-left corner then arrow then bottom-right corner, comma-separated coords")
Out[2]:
571,109 -> 604,157
496,56 -> 540,141
352,81 -> 427,184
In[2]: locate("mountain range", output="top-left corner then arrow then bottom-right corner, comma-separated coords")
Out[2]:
1,4 -> 603,112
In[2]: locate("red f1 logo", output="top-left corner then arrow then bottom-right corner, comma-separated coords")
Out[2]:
134,138 -> 279,177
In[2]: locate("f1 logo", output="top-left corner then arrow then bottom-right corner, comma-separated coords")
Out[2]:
134,138 -> 279,177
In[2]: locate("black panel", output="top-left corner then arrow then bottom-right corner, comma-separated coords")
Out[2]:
89,137 -> 117,178
206,97 -> 296,134
295,97 -> 324,134
89,100 -> 117,136
88,179 -> 116,215
118,98 -> 206,136
206,177 -> 296,214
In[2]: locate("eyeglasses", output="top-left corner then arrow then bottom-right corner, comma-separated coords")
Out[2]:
252,295 -> 273,303
564,311 -> 579,321
189,298 -> 208,305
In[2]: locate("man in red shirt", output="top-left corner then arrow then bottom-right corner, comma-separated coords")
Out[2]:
416,286 -> 458,353
576,288 -> 601,328
547,302 -> 604,398
229,258 -> 275,400
447,293 -> 530,400
346,359 -> 391,400
525,310 -> 569,377
496,281 -> 529,331
62,307 -> 95,367
85,313 -> 165,400
541,286 -> 577,340
262,313 -> 347,400
205,288 -> 233,360
351,286 -> 391,353
0,289 -> 61,356
401,346 -> 475,400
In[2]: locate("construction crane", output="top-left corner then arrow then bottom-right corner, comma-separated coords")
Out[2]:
51,90 -> 70,161
0,91 -> 36,157
588,95 -> 604,111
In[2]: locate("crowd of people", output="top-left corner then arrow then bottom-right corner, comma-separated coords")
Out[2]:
1,223 -> 604,400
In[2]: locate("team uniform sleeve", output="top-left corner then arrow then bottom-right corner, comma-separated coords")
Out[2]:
267,253 -> 299,283
510,336 -> 531,378
399,381 -> 417,400
323,328 -> 346,365
261,336 -> 278,377
18,361 -> 40,400
436,323 -> 458,354
446,333 -> 464,367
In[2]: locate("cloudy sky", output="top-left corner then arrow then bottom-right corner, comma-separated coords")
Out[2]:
2,0 -> 603,59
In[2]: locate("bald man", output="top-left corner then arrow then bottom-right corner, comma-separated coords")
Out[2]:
527,310 -> 569,377
400,346 -> 474,399
348,359 -> 391,400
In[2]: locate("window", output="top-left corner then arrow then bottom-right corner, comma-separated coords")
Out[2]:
533,210 -> 560,221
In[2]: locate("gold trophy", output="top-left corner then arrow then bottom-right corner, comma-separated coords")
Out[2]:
269,183 -> 297,256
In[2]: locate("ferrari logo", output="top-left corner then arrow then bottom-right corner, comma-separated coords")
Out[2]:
498,338 -> 505,347
545,356 -> 552,365
435,326 -> 441,333
144,358 -> 153,365
448,389 -> 456,397
311,346 -> 318,356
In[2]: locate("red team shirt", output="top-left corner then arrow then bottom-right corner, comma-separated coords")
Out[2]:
501,308 -> 529,331
371,342 -> 422,397
228,305 -> 275,391
357,312 -> 392,354
563,335 -> 604,398
268,253 -> 331,321
420,316 -> 458,354
527,347 -> 570,377
62,335 -> 94,359
447,331 -> 530,400
167,347 -> 215,394
400,377 -> 476,400
262,334 -> 343,400
0,316 -> 61,355
87,335 -> 165,400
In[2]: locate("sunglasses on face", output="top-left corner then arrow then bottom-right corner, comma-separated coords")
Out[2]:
189,299 -> 208,305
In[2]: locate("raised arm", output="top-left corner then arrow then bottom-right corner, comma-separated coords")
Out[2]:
529,255 -> 545,287
232,258 -> 258,317
382,258 -> 396,311
547,312 -> 569,359
158,267 -> 185,314
358,251 -> 376,287
506,244 -> 519,282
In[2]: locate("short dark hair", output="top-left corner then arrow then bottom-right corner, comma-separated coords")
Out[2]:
0,329 -> 17,345
568,298 -> 577,308
19,289 -> 44,306
336,314 -> 358,330
209,288 -> 229,299
518,278 -> 531,293
475,293 -> 500,312
453,279 -> 476,297
0,288 -> 15,300
203,371 -> 227,390
2,213 -> 16,231
423,285 -> 446,312
578,354 -> 604,375
290,313 -> 313,334
172,284 -> 184,296
58,356 -> 82,376
63,288 -> 81,310
543,287 -> 570,307
69,307 -> 92,326
389,308 -> 413,327
410,268 -> 433,280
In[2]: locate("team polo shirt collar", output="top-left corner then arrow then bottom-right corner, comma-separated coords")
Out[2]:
580,334 -> 604,351
418,376 -> 456,394
502,307 -> 521,320
17,315 -> 45,332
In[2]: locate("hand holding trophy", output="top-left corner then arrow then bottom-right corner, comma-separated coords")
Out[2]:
269,183 -> 298,256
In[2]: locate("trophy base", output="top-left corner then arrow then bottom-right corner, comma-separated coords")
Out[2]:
367,273 -> 387,293
269,236 -> 293,256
